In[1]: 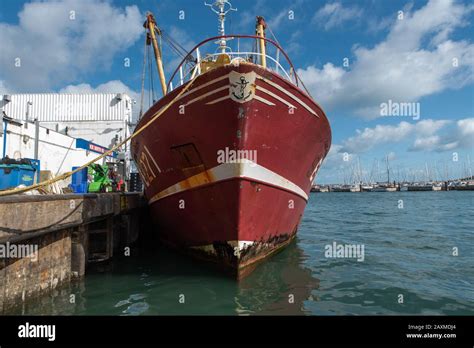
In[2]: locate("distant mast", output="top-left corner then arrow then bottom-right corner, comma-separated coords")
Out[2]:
386,155 -> 390,184
204,0 -> 237,53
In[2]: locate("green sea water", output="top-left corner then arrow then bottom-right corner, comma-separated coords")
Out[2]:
8,191 -> 474,315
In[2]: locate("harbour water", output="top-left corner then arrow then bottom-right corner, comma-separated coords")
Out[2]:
7,191 -> 473,315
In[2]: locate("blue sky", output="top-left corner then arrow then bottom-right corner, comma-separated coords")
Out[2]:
0,0 -> 473,183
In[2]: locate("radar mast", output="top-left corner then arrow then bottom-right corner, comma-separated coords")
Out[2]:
204,0 -> 237,53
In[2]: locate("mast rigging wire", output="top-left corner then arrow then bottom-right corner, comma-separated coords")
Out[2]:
139,28 -> 148,120
266,23 -> 313,97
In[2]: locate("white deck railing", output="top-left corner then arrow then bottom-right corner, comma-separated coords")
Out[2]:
166,35 -> 299,92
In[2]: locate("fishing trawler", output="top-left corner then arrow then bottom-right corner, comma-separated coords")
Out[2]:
131,1 -> 331,276
367,155 -> 397,192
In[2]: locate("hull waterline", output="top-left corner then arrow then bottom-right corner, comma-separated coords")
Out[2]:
132,63 -> 331,276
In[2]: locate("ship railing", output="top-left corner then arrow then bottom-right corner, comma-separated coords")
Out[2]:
200,51 -> 293,81
166,35 -> 299,92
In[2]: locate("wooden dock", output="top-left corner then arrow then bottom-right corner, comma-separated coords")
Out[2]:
0,193 -> 146,313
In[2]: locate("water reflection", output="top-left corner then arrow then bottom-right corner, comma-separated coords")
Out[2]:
236,241 -> 319,315
5,238 -> 320,315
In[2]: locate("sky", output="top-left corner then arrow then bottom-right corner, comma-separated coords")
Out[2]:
0,0 -> 473,184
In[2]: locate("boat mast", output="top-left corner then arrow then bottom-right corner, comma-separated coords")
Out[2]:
357,156 -> 362,184
205,0 -> 237,54
144,12 -> 167,96
468,155 -> 473,179
256,16 -> 267,68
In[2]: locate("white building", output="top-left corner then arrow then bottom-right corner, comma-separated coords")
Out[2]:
0,93 -> 133,149
0,93 -> 133,187
0,116 -> 115,189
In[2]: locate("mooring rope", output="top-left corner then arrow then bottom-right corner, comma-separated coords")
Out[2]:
0,74 -> 200,197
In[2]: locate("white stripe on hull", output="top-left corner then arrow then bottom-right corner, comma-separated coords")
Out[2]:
253,95 -> 276,106
148,161 -> 308,204
179,74 -> 229,100
144,69 -> 318,117
256,85 -> 296,109
206,94 -> 275,106
256,76 -> 319,117
206,95 -> 231,105
185,85 -> 229,106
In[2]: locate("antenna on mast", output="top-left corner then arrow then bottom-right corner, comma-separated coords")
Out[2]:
204,0 -> 237,53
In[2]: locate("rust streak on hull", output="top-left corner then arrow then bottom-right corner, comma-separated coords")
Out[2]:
132,63 -> 331,277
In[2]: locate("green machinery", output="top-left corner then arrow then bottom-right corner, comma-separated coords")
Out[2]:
88,164 -> 112,193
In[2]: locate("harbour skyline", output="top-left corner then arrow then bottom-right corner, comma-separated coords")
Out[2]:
0,0 -> 473,184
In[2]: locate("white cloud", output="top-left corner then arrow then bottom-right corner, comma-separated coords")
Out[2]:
409,117 -> 474,151
285,30 -> 303,55
410,135 -> 443,151
312,2 -> 362,30
341,122 -> 413,153
59,80 -> 137,97
0,0 -> 143,91
337,117 -> 473,154
268,10 -> 286,28
321,143 -> 346,168
298,63 -> 344,104
0,80 -> 9,94
366,16 -> 393,34
416,119 -> 452,136
340,119 -> 451,153
458,117 -> 474,139
299,0 -> 474,118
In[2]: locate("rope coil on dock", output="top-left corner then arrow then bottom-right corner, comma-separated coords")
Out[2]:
0,74 -> 200,197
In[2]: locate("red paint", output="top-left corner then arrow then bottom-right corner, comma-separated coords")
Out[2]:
131,63 -> 331,272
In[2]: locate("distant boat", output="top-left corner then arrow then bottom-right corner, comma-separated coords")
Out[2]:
452,181 -> 474,190
331,185 -> 351,192
370,185 -> 397,192
408,184 -> 432,191
400,182 -> 444,191
311,185 -> 329,192
407,183 -> 434,191
361,184 -> 374,192
350,184 -> 361,192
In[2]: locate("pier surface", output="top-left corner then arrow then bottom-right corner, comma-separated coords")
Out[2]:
0,193 -> 146,313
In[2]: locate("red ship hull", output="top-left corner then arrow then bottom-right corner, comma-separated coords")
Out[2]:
131,63 -> 331,275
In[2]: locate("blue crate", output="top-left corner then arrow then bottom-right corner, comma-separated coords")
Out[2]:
70,166 -> 88,193
0,164 -> 36,190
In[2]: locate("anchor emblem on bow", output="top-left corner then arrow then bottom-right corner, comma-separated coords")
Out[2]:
229,71 -> 256,103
